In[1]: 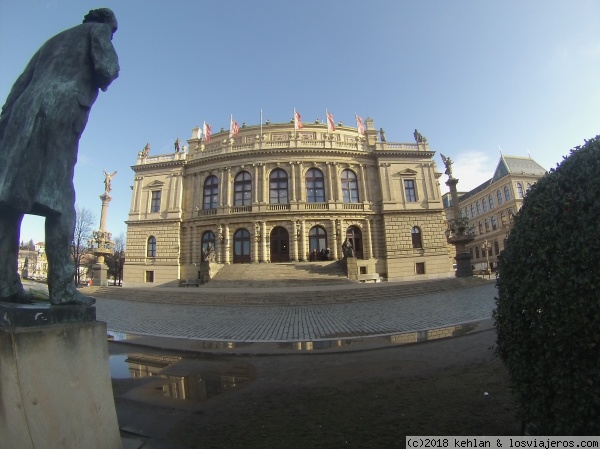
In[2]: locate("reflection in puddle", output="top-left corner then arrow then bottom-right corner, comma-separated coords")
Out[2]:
110,353 -> 255,405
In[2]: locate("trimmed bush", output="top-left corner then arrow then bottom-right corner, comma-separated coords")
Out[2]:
494,136 -> 600,435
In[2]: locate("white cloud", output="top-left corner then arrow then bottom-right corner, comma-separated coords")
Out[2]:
440,151 -> 496,193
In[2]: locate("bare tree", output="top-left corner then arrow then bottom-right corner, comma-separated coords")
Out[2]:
106,233 -> 125,286
71,205 -> 96,285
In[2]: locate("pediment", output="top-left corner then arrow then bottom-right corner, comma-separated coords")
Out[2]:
145,180 -> 165,188
397,168 -> 418,176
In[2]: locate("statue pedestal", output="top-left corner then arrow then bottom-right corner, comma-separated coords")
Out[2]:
455,252 -> 474,278
92,262 -> 109,286
0,303 -> 122,449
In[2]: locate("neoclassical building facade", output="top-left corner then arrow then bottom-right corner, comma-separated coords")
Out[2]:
124,118 -> 455,286
444,155 -> 547,272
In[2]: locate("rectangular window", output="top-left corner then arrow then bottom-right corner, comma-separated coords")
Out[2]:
150,190 -> 161,213
404,180 -> 417,202
416,262 -> 426,275
145,271 -> 154,283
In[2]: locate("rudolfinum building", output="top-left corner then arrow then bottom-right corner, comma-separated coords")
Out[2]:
123,116 -> 455,286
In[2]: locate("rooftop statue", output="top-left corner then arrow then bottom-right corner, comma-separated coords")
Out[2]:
103,170 -> 117,194
0,8 -> 119,306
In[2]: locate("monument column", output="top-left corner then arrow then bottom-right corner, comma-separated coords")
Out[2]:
90,171 -> 116,287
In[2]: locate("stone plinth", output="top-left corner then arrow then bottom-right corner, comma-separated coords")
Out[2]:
92,262 -> 109,286
0,304 -> 121,449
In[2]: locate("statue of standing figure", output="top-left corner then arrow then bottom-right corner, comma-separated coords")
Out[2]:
413,129 -> 427,143
103,170 -> 117,194
0,8 -> 119,305
174,138 -> 180,153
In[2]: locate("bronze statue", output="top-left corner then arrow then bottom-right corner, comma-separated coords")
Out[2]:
0,8 -> 119,305
440,153 -> 453,176
174,138 -> 180,153
140,142 -> 150,158
379,128 -> 386,142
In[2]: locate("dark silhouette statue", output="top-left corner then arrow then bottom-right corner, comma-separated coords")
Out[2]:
0,8 -> 119,305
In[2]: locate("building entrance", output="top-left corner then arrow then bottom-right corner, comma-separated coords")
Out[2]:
346,225 -> 363,259
270,226 -> 290,262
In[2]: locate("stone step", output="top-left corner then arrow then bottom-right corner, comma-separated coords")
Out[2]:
86,276 -> 493,306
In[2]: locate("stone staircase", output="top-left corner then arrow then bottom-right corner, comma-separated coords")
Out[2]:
208,261 -> 351,287
85,272 -> 494,306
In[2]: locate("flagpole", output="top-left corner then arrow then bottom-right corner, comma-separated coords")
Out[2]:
260,109 -> 263,142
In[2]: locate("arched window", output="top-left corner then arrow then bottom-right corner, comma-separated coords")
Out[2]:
497,190 -> 503,206
306,168 -> 325,203
234,171 -> 252,206
526,182 -> 532,192
470,204 -> 475,217
411,226 -> 422,249
491,215 -> 498,230
504,185 -> 511,201
478,222 -> 483,235
346,226 -> 363,258
482,197 -> 488,212
269,168 -> 288,204
494,240 -> 500,256
201,231 -> 215,252
475,246 -> 480,259
233,228 -> 251,263
488,194 -> 495,209
500,211 -> 507,227
516,182 -> 524,198
308,226 -> 328,258
465,207 -> 470,218
203,175 -> 219,210
147,236 -> 156,257
485,218 -> 490,232
341,169 -> 359,203
476,201 -> 482,216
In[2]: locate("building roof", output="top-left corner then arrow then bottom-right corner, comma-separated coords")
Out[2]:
491,155 -> 547,183
458,155 -> 546,203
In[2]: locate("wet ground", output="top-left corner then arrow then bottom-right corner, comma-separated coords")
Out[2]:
111,324 -> 520,449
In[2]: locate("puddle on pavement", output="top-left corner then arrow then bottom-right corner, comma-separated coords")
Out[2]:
109,352 -> 255,408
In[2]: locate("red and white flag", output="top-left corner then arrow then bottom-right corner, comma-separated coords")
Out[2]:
202,121 -> 212,142
294,109 -> 303,131
229,115 -> 239,138
326,110 -> 336,133
356,114 -> 364,135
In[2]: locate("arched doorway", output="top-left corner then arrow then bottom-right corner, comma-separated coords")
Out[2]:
346,225 -> 363,259
270,226 -> 290,262
233,228 -> 251,263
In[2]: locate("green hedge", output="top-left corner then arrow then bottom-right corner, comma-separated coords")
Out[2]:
494,136 -> 600,435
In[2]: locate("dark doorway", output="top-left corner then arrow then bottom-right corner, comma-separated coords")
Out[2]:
233,228 -> 251,263
270,226 -> 290,262
346,226 -> 363,259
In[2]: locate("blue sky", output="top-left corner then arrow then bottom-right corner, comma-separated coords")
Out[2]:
1,0 -> 599,244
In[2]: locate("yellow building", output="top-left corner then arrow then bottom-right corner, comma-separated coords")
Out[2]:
445,155 -> 546,272
124,117 -> 455,286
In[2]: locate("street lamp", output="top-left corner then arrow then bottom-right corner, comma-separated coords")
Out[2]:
481,239 -> 492,276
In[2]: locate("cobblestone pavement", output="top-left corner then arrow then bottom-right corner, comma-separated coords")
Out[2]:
96,284 -> 497,342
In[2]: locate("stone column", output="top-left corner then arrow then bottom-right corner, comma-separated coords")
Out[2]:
261,221 -> 268,262
292,219 -> 299,262
223,224 -> 231,264
299,220 -> 306,261
297,162 -> 305,202
359,164 -> 368,203
326,162 -> 335,202
252,221 -> 260,263
289,162 -> 296,202
364,218 -> 373,259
